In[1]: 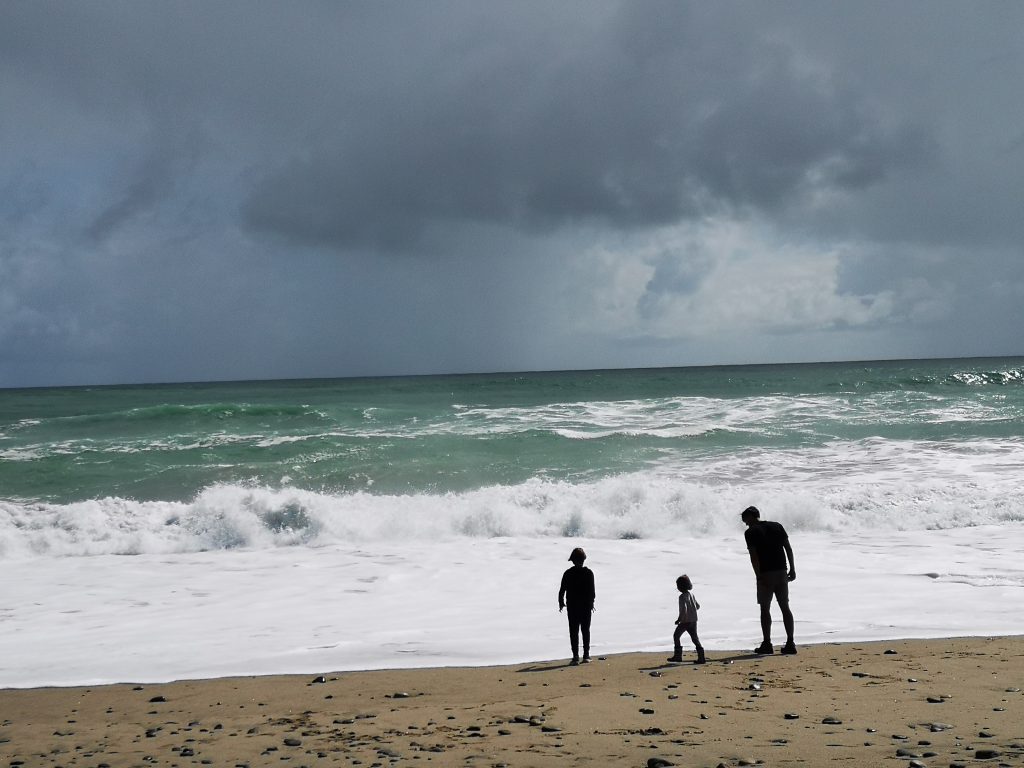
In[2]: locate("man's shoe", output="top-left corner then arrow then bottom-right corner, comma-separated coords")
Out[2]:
581,655 -> 592,664
570,656 -> 580,666
754,642 -> 774,655
667,653 -> 683,663
780,642 -> 797,655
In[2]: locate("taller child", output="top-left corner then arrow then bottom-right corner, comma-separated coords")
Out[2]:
558,547 -> 595,665
741,505 -> 797,655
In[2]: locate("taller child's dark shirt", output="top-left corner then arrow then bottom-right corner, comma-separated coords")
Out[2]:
559,565 -> 595,607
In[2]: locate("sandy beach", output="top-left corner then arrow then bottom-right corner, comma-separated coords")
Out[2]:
2,636 -> 1021,768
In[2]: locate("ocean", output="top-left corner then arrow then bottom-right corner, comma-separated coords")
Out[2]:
2,357 -> 1023,686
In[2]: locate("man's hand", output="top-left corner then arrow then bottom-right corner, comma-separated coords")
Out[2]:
788,569 -> 797,582
559,604 -> 564,612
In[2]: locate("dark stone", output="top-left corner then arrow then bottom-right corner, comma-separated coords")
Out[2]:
148,696 -> 167,703
283,738 -> 302,747
822,717 -> 842,725
784,713 -> 799,720
639,708 -> 655,715
975,749 -> 1001,759
647,759 -> 676,768
311,676 -> 326,684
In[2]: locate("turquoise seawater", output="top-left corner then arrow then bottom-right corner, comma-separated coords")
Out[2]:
2,357 -> 1023,556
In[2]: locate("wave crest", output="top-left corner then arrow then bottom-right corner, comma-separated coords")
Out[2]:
2,463 -> 1022,559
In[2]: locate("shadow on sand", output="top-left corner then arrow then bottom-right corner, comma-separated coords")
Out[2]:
517,661 -> 585,673
519,652 -> 770,674
638,652 -> 771,671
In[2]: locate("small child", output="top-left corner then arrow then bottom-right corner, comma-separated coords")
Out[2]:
668,574 -> 706,664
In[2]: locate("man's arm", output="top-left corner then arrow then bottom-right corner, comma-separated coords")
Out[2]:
784,540 -> 796,581
558,573 -> 567,611
748,549 -> 760,575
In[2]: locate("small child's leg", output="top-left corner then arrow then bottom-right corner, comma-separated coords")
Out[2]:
667,623 -> 684,662
685,623 -> 706,663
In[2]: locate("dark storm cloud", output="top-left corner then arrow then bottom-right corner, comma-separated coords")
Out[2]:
240,2 -> 930,250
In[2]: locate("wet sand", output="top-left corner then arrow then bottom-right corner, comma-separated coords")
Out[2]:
2,636 -> 1022,767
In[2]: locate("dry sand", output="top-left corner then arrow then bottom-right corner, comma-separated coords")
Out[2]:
2,636 -> 1022,767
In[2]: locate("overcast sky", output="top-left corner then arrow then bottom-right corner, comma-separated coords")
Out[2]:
2,1 -> 1023,388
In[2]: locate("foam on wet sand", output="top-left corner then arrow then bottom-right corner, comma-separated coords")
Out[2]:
2,636 -> 1022,767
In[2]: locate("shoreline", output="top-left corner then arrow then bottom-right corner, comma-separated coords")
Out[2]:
3,636 -> 1022,767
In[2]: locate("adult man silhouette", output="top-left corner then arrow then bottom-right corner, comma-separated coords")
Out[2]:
741,506 -> 796,655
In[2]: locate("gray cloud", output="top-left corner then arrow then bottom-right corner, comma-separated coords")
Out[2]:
1,1 -> 1023,387
241,2 -> 932,251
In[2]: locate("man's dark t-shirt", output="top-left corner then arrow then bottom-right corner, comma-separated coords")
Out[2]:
559,565 -> 596,608
744,520 -> 790,572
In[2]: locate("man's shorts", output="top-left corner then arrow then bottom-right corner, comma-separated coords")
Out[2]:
756,569 -> 790,605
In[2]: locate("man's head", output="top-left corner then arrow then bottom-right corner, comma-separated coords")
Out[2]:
568,547 -> 587,565
676,574 -> 692,592
741,506 -> 760,526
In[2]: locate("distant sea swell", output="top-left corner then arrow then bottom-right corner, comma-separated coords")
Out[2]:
2,358 -> 1023,557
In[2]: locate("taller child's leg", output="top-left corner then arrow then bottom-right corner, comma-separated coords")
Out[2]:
580,610 -> 592,658
567,615 -> 580,659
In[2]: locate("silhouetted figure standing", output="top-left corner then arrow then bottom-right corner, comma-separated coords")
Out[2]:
667,574 -> 705,664
741,505 -> 797,655
558,547 -> 595,665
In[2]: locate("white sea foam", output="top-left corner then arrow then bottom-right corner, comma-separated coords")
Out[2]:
2,436 -> 1023,559
1,527 -> 1021,688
